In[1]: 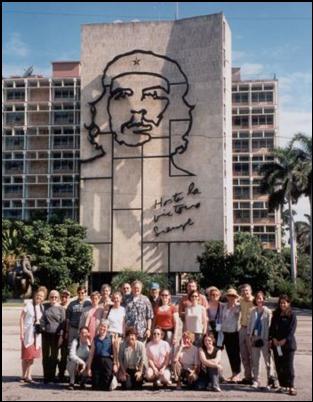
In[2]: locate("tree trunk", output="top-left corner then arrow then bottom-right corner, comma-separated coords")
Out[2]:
288,197 -> 297,284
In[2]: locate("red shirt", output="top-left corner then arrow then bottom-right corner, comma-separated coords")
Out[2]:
154,305 -> 177,330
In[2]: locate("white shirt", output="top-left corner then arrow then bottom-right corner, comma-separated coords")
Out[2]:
185,305 -> 205,334
146,340 -> 171,369
22,302 -> 43,349
107,305 -> 126,335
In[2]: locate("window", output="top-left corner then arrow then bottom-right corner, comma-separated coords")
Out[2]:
252,115 -> 273,126
54,111 -> 74,124
6,89 -> 25,101
233,187 -> 250,199
233,163 -> 249,176
53,160 -> 73,172
232,92 -> 249,103
252,138 -> 274,151
233,139 -> 249,152
233,116 -> 249,128
251,92 -> 273,103
234,210 -> 250,222
253,210 -> 268,219
6,112 -> 24,125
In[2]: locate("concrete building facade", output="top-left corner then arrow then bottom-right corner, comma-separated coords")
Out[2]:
2,62 -> 81,222
232,68 -> 281,250
80,14 -> 233,284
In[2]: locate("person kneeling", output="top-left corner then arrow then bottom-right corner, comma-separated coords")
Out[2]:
118,328 -> 146,390
173,331 -> 199,389
86,320 -> 117,390
145,327 -> 171,388
67,326 -> 91,390
196,333 -> 222,392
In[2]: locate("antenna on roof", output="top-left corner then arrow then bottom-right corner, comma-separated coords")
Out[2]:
23,66 -> 33,77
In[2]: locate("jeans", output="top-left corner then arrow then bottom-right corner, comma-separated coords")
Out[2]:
196,367 -> 220,390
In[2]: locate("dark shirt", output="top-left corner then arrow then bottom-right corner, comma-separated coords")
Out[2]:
40,303 -> 66,334
269,311 -> 297,351
66,299 -> 92,328
94,335 -> 113,358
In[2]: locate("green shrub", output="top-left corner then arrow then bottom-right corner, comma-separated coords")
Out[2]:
111,269 -> 171,295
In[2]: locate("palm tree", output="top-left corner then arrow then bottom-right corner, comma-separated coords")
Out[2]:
289,133 -> 312,264
295,214 -> 311,255
259,145 -> 302,283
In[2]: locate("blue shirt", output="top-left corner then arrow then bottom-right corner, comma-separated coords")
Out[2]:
94,335 -> 112,358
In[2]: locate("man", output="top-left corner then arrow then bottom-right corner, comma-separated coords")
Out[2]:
121,282 -> 132,307
66,286 -> 91,345
99,283 -> 113,317
58,289 -> 71,382
238,284 -> 254,385
149,282 -> 161,310
178,279 -> 208,322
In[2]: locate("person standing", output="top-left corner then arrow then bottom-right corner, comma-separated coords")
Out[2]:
153,289 -> 179,346
221,288 -> 241,382
184,290 -> 207,347
149,282 -> 161,310
248,291 -> 272,389
178,279 -> 208,323
269,295 -> 297,396
206,286 -> 224,348
57,289 -> 71,382
84,291 -> 105,342
99,283 -> 114,317
107,291 -> 126,363
196,333 -> 222,392
238,283 -> 254,385
66,286 -> 91,345
121,283 -> 132,307
125,281 -> 154,343
40,290 -> 66,383
19,288 -> 45,383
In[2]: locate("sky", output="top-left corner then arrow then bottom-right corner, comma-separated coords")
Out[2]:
2,2 -> 312,218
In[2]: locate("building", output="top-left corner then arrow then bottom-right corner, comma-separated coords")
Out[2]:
80,14 -> 233,286
232,67 -> 281,250
2,15 -> 281,289
2,62 -> 81,221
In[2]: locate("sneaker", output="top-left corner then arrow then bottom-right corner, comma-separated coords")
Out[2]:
109,376 -> 118,391
68,384 -> 75,390
251,381 -> 259,389
212,386 -> 222,392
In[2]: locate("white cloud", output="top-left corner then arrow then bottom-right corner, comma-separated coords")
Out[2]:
4,32 -> 30,57
240,63 -> 264,76
279,110 -> 312,146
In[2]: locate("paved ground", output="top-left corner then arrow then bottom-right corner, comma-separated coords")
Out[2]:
2,305 -> 312,401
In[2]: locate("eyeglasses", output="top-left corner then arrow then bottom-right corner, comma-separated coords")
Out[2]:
191,295 -> 199,298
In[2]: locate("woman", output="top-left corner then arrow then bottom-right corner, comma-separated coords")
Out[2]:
221,288 -> 241,382
125,280 -> 154,342
184,290 -> 207,347
172,331 -> 200,389
153,289 -> 179,346
84,291 -> 105,342
40,290 -> 66,383
118,328 -> 147,390
107,291 -> 126,361
87,319 -> 117,390
196,333 -> 222,392
67,326 -> 91,390
100,284 -> 113,317
206,286 -> 224,348
248,291 -> 272,389
269,295 -> 297,396
19,288 -> 45,383
146,327 -> 172,387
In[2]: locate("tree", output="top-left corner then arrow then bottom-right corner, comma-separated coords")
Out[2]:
198,233 -> 288,293
295,214 -> 311,255
259,145 -> 302,283
290,133 -> 312,265
2,219 -> 93,292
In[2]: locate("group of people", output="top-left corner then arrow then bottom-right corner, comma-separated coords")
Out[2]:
19,279 -> 297,395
